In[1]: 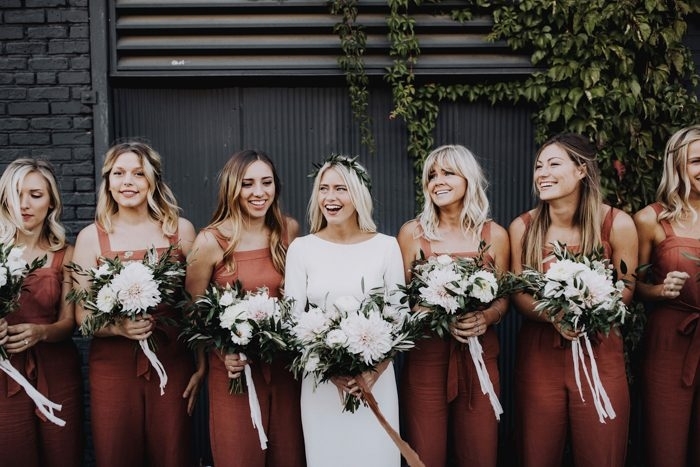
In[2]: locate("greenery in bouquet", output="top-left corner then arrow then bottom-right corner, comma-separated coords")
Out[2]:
514,241 -> 628,338
183,282 -> 293,394
286,285 -> 425,412
0,243 -> 47,359
67,244 -> 186,340
403,242 -> 508,338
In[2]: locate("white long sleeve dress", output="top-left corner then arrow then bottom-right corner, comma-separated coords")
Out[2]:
284,233 -> 405,467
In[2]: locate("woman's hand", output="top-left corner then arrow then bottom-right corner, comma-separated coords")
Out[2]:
339,360 -> 391,398
659,271 -> 690,299
330,375 -> 358,397
0,318 -> 8,347
223,352 -> 247,379
551,310 -> 580,341
450,310 -> 487,344
115,315 -> 154,341
5,322 -> 47,353
183,368 -> 206,416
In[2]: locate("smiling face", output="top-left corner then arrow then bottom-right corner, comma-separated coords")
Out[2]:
427,163 -> 467,210
317,167 -> 357,227
108,151 -> 150,209
534,143 -> 586,203
18,171 -> 51,233
238,160 -> 275,220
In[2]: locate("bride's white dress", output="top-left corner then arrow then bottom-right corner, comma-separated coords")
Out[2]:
284,233 -> 405,467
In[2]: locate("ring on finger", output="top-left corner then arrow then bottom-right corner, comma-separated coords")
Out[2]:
23,338 -> 29,345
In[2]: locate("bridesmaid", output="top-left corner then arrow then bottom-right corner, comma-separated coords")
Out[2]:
509,133 -> 637,467
185,149 -> 305,467
0,159 -> 82,467
398,144 -> 509,467
634,124 -> 700,467
72,141 -> 201,467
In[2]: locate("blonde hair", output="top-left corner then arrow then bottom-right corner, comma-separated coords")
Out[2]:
418,144 -> 490,240
0,158 -> 65,251
522,134 -> 602,270
208,149 -> 287,274
656,124 -> 700,224
96,141 -> 180,235
308,156 -> 376,233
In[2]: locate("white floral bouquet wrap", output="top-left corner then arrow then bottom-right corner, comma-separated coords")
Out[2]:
515,241 -> 628,423
0,243 -> 64,426
404,244 -> 507,420
183,283 -> 292,450
68,245 -> 186,396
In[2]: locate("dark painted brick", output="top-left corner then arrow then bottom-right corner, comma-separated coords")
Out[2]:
0,148 -> 23,160
72,147 -> 93,160
27,0 -> 66,6
62,160 -> 93,176
58,178 -> 72,191
69,25 -> 88,39
0,57 -> 28,70
0,88 -> 27,99
70,56 -> 90,69
74,177 -> 94,191
28,86 -> 69,100
50,101 -> 89,114
8,102 -> 49,115
6,42 -> 47,54
31,146 -> 71,160
36,72 -> 56,84
72,116 -> 92,129
0,74 -> 13,85
30,117 -> 72,129
68,0 -> 87,7
4,9 -> 45,24
0,104 -> 6,115
48,39 -> 89,54
46,9 -> 88,23
0,135 -> 8,146
0,0 -> 23,7
57,71 -> 89,84
0,118 -> 29,130
28,57 -> 68,70
62,192 -> 95,204
14,73 -> 36,85
27,26 -> 66,39
0,26 -> 24,40
52,132 -> 91,145
10,133 -> 51,145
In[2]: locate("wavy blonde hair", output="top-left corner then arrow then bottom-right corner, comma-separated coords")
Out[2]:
208,150 -> 287,274
418,144 -> 490,241
96,141 -> 180,235
308,156 -> 376,233
0,158 -> 65,251
656,124 -> 700,224
522,133 -> 602,270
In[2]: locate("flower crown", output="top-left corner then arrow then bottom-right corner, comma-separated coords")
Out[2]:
309,154 -> 372,191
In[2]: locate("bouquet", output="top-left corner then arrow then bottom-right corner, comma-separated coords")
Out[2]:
183,282 -> 293,450
68,245 -> 186,395
286,284 -> 426,466
514,241 -> 628,423
404,243 -> 507,420
0,243 -> 65,426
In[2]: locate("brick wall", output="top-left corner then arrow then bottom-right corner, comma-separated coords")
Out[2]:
0,0 -> 95,240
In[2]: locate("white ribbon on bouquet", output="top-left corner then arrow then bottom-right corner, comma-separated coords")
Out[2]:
572,334 -> 616,423
241,352 -> 268,450
0,358 -> 65,426
139,340 -> 168,396
467,336 -> 503,420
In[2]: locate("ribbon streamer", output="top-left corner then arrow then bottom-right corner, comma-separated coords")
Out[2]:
139,340 -> 168,396
571,334 -> 616,423
0,359 -> 65,426
467,336 -> 503,420
241,352 -> 268,450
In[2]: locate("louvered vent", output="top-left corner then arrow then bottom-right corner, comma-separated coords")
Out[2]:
111,0 -> 533,77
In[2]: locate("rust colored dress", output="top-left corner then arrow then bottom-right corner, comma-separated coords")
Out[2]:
400,222 -> 500,467
641,203 -> 700,467
0,248 -> 82,467
88,226 -> 194,467
205,228 -> 305,467
515,208 -> 630,467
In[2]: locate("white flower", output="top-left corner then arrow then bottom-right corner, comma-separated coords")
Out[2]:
231,321 -> 253,345
7,246 -> 27,277
246,292 -> 277,322
325,329 -> 348,347
219,302 -> 248,330
419,267 -> 462,313
0,266 -> 8,287
304,353 -> 320,372
110,262 -> 161,313
578,268 -> 616,306
92,263 -> 112,278
96,285 -> 118,313
340,310 -> 393,364
436,254 -> 454,266
382,304 -> 407,324
333,295 -> 361,315
468,270 -> 498,303
219,290 -> 235,307
545,259 -> 585,282
292,306 -> 329,343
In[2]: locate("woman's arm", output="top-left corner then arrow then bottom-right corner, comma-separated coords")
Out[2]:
609,209 -> 639,306
396,220 -> 421,284
508,216 -> 548,323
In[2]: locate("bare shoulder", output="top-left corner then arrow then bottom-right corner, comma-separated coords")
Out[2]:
508,210 -> 532,236
633,204 -> 659,230
284,216 -> 301,241
74,223 -> 99,248
397,219 -> 421,242
488,221 -> 509,242
62,244 -> 75,264
609,205 -> 636,232
177,217 -> 196,242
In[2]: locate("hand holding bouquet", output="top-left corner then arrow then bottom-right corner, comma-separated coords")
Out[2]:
68,245 -> 186,395
0,243 -> 64,426
514,241 -> 628,422
183,282 -> 293,450
404,243 -> 507,419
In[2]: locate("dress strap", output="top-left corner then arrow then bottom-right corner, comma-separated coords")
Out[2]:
601,207 -> 619,243
481,221 -> 492,244
168,228 -> 180,247
650,202 -> 675,238
204,227 -> 230,252
519,212 -> 533,228
96,224 -> 111,255
50,247 -> 66,270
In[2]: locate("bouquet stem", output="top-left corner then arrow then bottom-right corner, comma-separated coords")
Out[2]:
228,375 -> 246,394
0,358 -> 65,426
467,336 -> 503,420
356,378 -> 425,467
139,340 -> 168,396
